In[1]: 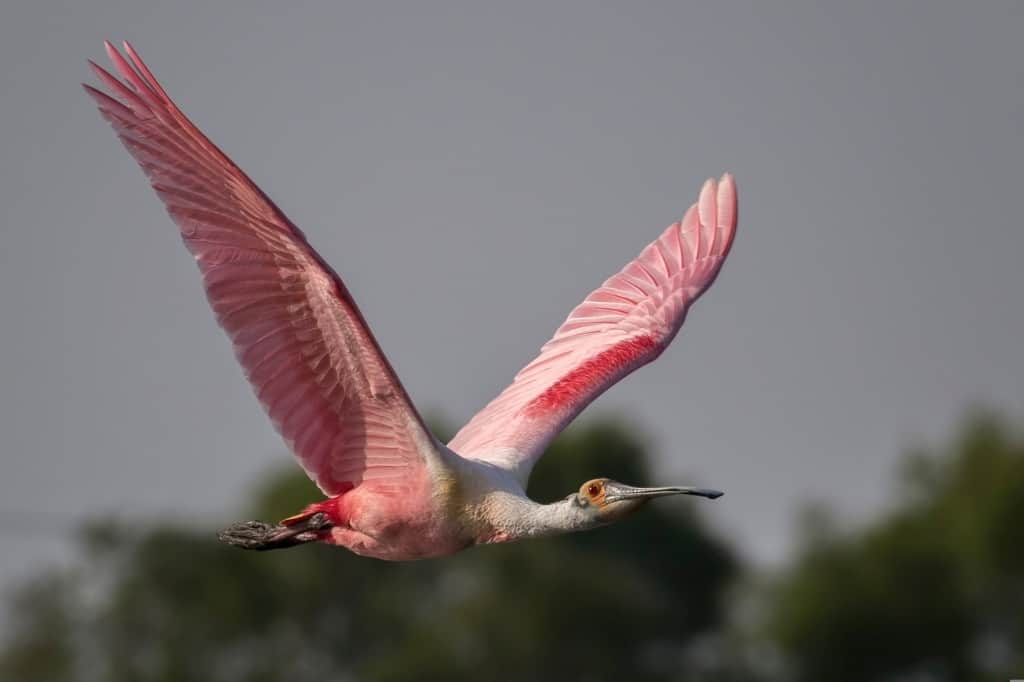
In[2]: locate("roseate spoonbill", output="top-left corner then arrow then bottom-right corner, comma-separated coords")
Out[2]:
84,42 -> 738,561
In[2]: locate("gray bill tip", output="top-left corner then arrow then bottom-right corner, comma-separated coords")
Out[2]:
695,488 -> 724,500
659,485 -> 724,500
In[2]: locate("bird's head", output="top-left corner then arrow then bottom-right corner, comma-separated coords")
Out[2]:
567,477 -> 723,526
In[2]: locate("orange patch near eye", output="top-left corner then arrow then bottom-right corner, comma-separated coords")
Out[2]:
582,480 -> 607,505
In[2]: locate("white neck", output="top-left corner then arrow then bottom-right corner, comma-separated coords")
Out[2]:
479,493 -> 593,543
444,452 -> 595,544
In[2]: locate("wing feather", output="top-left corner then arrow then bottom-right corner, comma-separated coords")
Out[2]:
85,42 -> 438,496
449,176 -> 737,483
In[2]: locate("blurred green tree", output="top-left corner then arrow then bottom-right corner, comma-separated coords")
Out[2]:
0,418 -> 737,682
764,409 -> 1024,682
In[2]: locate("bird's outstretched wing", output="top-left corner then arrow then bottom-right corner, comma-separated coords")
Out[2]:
84,42 -> 439,496
449,176 -> 737,484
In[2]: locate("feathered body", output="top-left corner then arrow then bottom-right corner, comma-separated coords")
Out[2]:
84,42 -> 738,561
303,448 -> 594,560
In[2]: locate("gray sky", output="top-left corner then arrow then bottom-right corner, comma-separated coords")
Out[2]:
1,1 -> 1022,598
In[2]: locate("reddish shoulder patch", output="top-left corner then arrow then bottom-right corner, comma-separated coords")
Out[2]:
524,334 -> 658,415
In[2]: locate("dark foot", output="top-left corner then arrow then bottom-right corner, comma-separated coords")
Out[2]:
218,513 -> 331,551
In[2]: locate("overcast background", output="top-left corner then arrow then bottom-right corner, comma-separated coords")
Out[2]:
1,1 -> 1021,604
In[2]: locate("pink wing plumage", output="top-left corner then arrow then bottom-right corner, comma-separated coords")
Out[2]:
84,42 -> 438,496
449,176 -> 737,483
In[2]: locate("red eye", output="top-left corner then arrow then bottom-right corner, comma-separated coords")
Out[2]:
587,484 -> 600,497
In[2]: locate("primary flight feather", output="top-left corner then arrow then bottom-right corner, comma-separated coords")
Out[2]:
85,41 -> 738,560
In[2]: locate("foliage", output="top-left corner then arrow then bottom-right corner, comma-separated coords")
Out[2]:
764,409 -> 1024,682
8,409 -> 1024,682
0,419 -> 737,682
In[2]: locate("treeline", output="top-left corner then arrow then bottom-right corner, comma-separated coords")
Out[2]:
1,412 -> 1021,681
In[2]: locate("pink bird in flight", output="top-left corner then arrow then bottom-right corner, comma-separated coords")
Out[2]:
85,42 -> 738,561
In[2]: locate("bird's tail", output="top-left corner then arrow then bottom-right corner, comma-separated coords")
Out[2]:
218,511 -> 331,551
